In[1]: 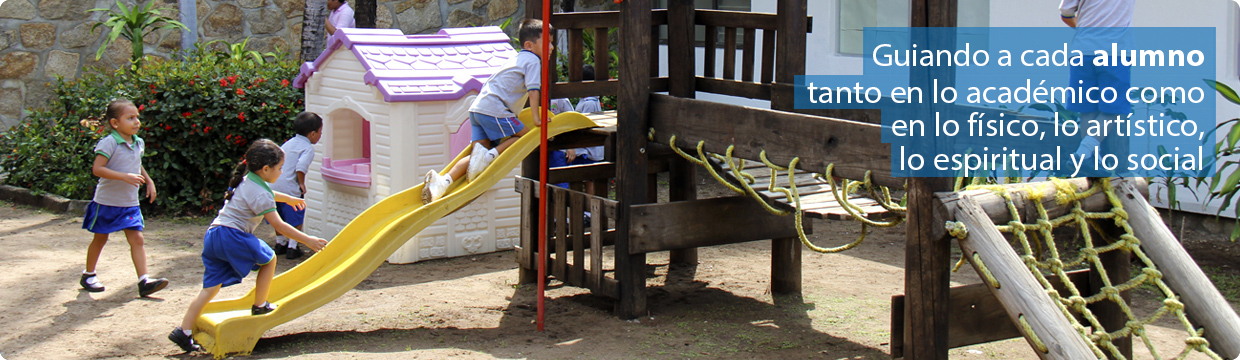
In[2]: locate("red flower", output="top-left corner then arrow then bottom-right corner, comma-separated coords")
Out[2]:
164,125 -> 171,130
149,99 -> 156,104
138,104 -> 145,111
282,110 -> 289,114
204,126 -> 211,133
226,134 -> 233,140
148,84 -> 156,90
236,88 -> 245,96
220,78 -> 228,87
238,113 -> 245,122
182,112 -> 192,118
281,79 -> 289,87
189,80 -> 195,86
227,75 -> 237,85
196,108 -> 204,112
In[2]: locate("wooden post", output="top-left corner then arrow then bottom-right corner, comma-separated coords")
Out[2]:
524,0 -> 542,21
771,236 -> 801,295
770,0 -> 806,112
666,0 -> 697,267
1114,181 -> 1240,358
668,157 -> 698,265
353,0 -> 376,28
905,1 -> 956,359
666,0 -> 695,99
1089,222 -> 1132,360
614,0 -> 652,320
518,154 -> 541,284
953,197 -> 1098,359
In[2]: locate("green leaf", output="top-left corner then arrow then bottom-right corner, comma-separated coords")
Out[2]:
1205,79 -> 1240,106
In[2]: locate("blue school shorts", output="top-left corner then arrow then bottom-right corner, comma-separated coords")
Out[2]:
82,202 -> 144,233
201,226 -> 274,288
275,202 -> 305,227
469,112 -> 525,143
1066,55 -> 1131,115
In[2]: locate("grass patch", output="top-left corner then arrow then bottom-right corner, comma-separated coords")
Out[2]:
1202,266 -> 1240,302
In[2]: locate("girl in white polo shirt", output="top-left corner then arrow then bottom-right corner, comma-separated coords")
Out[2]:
167,139 -> 327,353
79,99 -> 169,298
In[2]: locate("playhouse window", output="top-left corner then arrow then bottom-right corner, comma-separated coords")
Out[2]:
321,109 -> 372,188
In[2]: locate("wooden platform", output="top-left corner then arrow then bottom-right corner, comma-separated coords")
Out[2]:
558,110 -> 893,221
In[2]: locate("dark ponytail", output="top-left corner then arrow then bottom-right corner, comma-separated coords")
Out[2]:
223,139 -> 284,201
102,99 -> 134,132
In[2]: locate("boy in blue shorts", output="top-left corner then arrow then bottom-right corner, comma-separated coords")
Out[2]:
423,18 -> 553,204
1060,0 -> 1134,161
270,112 -> 323,259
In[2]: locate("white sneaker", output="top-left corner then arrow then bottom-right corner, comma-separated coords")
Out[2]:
467,143 -> 497,182
422,170 -> 450,204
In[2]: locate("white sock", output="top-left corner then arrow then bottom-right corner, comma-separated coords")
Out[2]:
487,148 -> 499,158
182,328 -> 191,336
82,270 -> 95,276
1074,136 -> 1101,157
139,274 -> 149,283
275,235 -> 288,246
288,241 -> 297,249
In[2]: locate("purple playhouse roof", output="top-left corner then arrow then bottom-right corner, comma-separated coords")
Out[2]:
293,26 -> 515,102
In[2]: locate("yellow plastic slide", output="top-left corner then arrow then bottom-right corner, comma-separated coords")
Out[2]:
191,110 -> 597,358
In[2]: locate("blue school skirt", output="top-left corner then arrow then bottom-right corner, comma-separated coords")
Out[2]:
275,202 -> 306,227
82,202 -> 144,233
201,226 -> 275,288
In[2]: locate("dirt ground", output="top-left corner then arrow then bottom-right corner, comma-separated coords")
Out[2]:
1,182 -> 1239,359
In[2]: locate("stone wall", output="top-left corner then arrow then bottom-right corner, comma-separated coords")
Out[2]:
0,0 -> 304,130
0,0 -> 615,130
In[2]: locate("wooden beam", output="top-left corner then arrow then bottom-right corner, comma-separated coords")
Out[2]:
953,196 -> 1097,359
936,177 -> 1149,226
615,0 -> 652,320
647,94 -> 897,187
1114,181 -> 1240,358
694,77 -> 771,100
628,196 -> 806,254
890,270 -> 1096,357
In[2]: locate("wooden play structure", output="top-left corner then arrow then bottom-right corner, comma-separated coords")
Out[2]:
515,0 -> 1240,358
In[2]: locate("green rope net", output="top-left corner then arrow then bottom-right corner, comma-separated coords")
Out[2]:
948,178 -> 1221,360
651,129 -> 906,253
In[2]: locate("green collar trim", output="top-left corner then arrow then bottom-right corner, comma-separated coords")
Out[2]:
245,172 -> 274,195
108,131 -> 141,146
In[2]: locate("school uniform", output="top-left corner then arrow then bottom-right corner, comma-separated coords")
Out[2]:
201,173 -> 277,288
271,135 -> 315,227
83,132 -> 146,233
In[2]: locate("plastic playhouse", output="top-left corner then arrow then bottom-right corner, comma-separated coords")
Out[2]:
293,26 -> 522,264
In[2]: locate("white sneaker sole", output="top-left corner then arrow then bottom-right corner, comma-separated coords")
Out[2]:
422,171 -> 435,204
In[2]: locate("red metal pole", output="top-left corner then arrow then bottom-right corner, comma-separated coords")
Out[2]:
536,0 -> 551,332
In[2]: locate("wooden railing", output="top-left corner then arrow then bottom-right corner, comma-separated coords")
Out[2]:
548,10 -> 669,100
697,10 -> 811,101
515,177 -> 619,297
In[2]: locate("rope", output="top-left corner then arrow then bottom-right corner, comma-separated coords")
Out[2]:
653,130 -> 905,253
957,178 -> 1224,360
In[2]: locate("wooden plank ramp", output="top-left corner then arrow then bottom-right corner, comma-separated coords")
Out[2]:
713,158 -> 894,221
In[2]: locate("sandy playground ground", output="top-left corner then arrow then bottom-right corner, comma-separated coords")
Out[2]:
1,180 -> 1239,359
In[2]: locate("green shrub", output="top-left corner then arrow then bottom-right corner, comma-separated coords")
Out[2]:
0,45 -> 304,215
